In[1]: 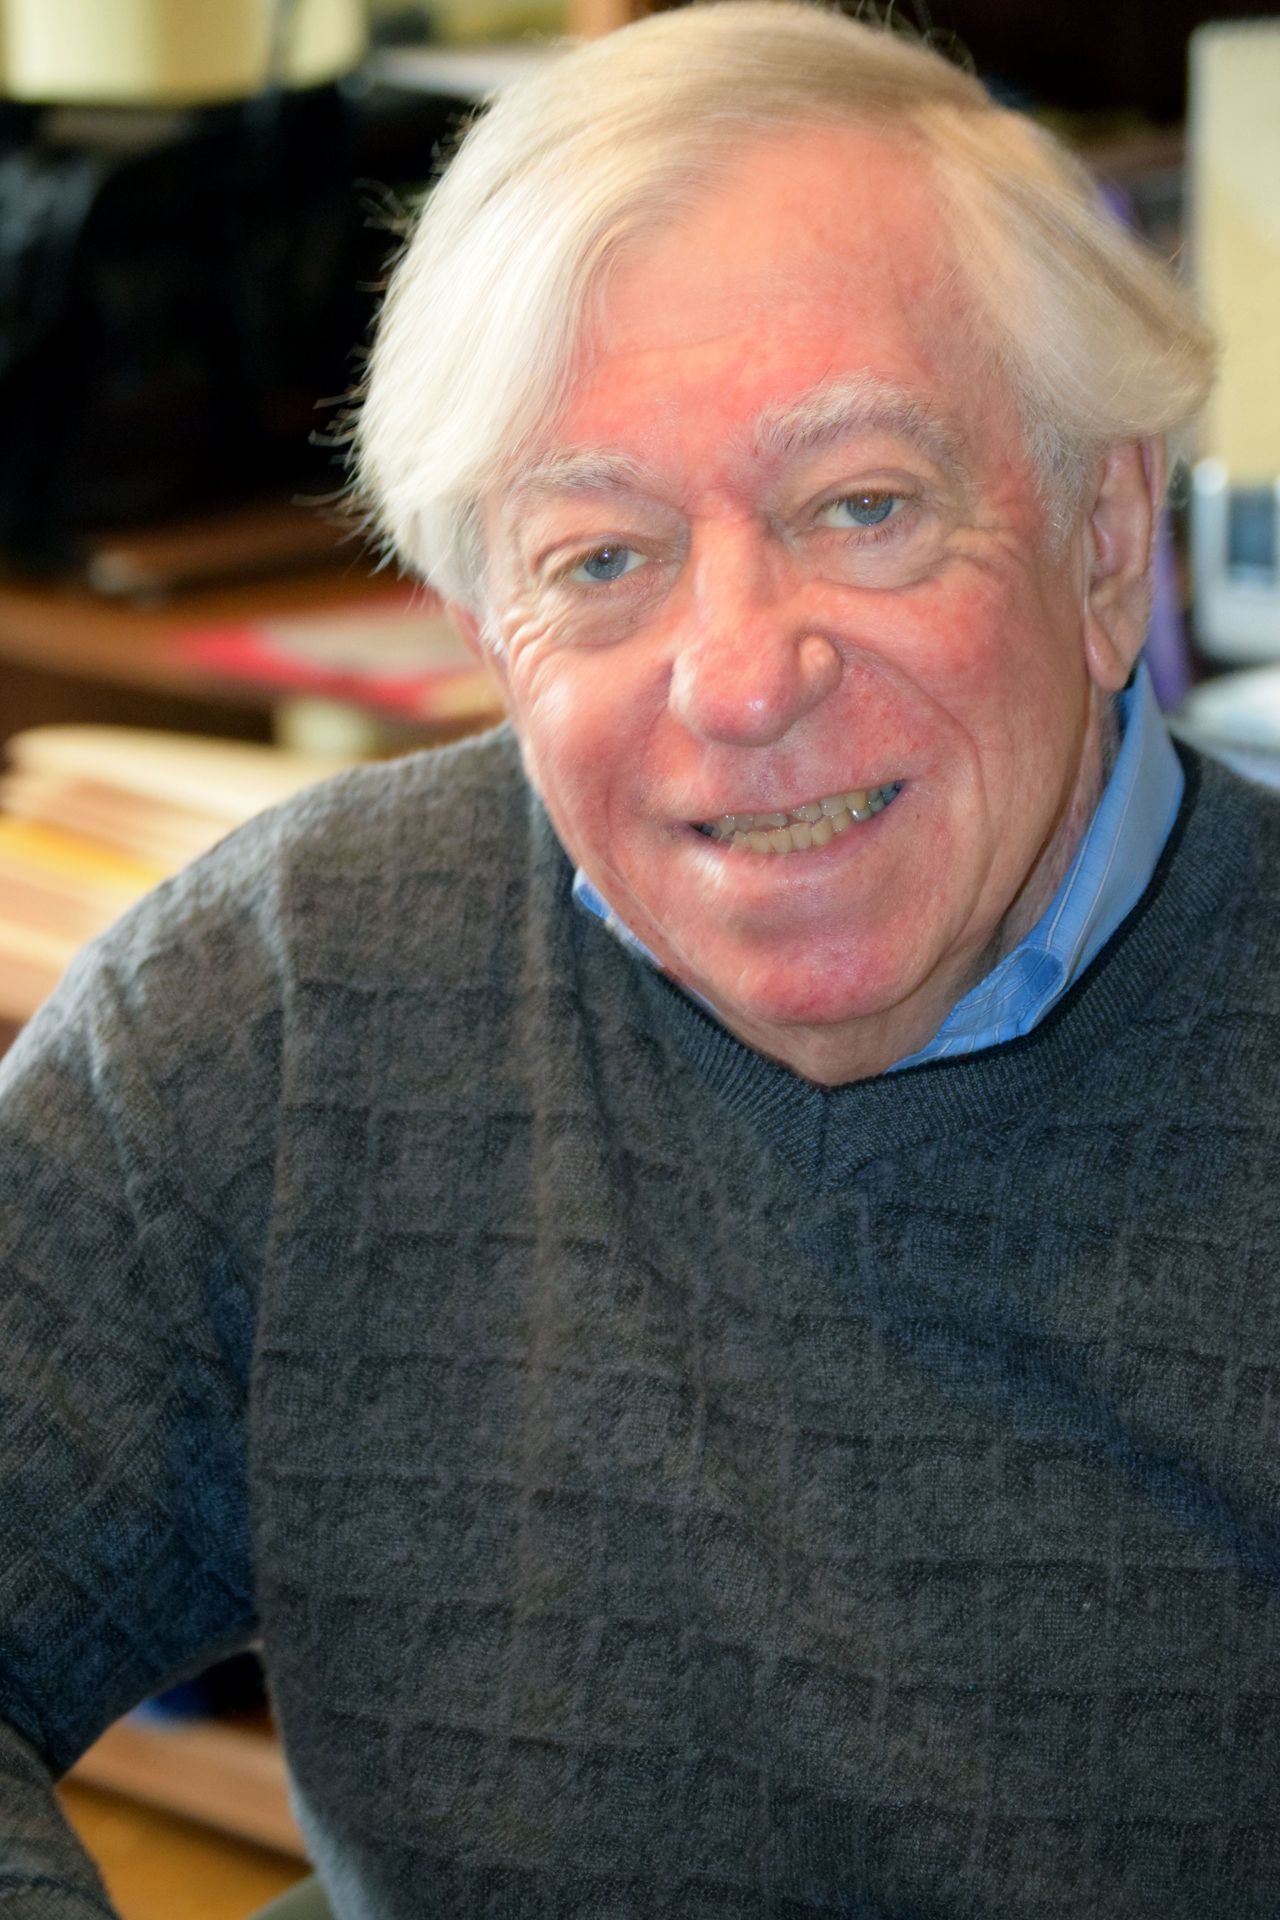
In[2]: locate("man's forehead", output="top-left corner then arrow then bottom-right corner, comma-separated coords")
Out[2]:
506,373 -> 973,509
594,122 -> 963,353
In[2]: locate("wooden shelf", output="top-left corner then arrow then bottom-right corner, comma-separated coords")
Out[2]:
0,565 -> 407,710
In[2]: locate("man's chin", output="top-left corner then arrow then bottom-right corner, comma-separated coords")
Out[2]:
676,945 -> 936,1052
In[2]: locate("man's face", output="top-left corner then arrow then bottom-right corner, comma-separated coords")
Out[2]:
481,126 -> 1115,1083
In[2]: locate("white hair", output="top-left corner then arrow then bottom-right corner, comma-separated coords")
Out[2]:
355,0 -> 1215,609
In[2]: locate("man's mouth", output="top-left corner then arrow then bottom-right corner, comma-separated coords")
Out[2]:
695,782 -> 903,854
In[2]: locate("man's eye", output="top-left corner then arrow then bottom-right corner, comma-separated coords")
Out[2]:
816,492 -> 903,529
569,544 -> 644,583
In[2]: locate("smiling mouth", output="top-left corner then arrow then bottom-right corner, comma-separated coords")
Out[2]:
695,782 -> 903,854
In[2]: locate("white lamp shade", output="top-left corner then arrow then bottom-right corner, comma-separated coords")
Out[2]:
0,0 -> 367,104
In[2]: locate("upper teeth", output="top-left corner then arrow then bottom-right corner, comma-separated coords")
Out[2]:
700,782 -> 902,853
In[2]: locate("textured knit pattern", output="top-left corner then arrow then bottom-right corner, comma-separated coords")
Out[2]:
1,729 -> 1279,1919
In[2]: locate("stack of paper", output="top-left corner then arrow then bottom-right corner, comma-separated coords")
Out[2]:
0,727 -> 352,1025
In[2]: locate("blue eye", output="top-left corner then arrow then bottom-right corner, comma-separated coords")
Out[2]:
571,544 -> 643,583
817,492 -> 901,529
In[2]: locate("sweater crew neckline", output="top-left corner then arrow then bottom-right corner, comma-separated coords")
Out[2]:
627,751 -> 1246,1186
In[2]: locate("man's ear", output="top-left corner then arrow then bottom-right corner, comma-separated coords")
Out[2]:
1081,436 -> 1165,693
447,600 -> 509,696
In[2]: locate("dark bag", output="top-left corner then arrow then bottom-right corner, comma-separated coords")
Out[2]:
0,80 -> 447,573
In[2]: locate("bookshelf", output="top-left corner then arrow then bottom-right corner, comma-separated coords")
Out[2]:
0,564 -> 487,746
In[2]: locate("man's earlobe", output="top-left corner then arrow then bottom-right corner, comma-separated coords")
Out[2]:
446,601 -> 509,693
446,601 -> 483,654
1081,437 -> 1165,692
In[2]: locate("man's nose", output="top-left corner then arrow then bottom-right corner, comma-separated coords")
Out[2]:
666,527 -> 843,746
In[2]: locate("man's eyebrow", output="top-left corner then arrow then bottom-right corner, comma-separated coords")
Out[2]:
503,376 -> 967,513
751,375 -> 969,472
506,449 -> 654,505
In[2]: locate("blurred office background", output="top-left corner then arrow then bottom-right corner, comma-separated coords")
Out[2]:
0,0 -> 1275,1911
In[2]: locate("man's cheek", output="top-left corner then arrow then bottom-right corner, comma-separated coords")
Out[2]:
898,586 -> 1063,745
516,681 -> 612,828
912,583 -> 1008,685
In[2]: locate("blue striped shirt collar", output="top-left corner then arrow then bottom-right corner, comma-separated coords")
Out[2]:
571,661 -> 1183,1072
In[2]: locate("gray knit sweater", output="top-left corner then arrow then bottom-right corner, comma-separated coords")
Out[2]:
2,726 -> 1279,1919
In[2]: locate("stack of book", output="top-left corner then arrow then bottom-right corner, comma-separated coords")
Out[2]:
0,727 -> 352,1026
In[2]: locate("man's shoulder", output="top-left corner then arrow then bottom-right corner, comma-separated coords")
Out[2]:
160,720 -> 536,935
209,720 -> 543,988
1182,746 -> 1280,922
270,721 -> 528,860
1159,744 -> 1280,1052
22,725 -> 535,1054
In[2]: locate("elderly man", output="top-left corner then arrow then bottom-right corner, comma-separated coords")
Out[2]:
2,4 -> 1275,1915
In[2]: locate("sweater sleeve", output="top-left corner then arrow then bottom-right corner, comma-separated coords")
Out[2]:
0,814 -> 288,1911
